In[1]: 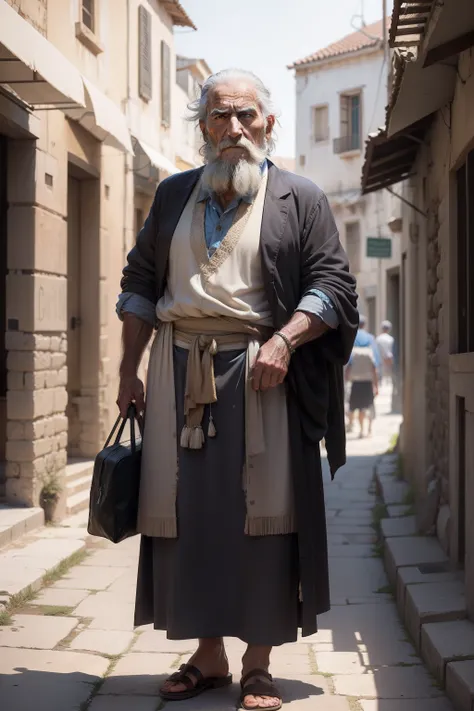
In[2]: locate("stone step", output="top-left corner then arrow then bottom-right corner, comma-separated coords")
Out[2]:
0,530 -> 87,607
0,505 -> 45,549
65,458 -> 94,483
66,488 -> 91,516
66,473 -> 93,497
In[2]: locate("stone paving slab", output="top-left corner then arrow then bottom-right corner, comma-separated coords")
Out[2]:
329,558 -> 389,603
405,581 -> 466,649
360,698 -> 455,710
421,620 -> 474,683
0,537 -> 86,601
83,548 -> 139,568
381,516 -> 417,538
55,565 -> 127,590
32,586 -> 90,607
333,665 -> 443,698
315,650 -> 370,674
0,647 -> 109,711
317,604 -> 418,666
99,652 -> 176,695
132,628 -> 197,654
384,536 -> 448,585
89,697 -> 159,711
70,628 -> 135,655
0,614 -> 77,649
446,660 -> 474,711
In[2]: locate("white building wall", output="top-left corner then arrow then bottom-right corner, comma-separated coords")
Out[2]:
294,49 -> 397,331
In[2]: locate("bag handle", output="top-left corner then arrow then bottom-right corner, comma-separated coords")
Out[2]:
104,404 -> 143,452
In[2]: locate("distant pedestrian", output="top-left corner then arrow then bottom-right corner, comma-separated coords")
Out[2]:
375,320 -> 394,385
345,315 -> 379,438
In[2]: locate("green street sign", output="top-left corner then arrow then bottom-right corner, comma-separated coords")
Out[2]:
366,237 -> 392,259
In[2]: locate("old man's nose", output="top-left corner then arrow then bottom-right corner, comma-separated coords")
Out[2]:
227,115 -> 243,137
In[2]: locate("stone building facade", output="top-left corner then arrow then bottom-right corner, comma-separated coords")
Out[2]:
362,0 -> 474,615
0,0 -> 197,518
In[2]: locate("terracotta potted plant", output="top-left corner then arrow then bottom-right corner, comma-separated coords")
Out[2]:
40,474 -> 62,523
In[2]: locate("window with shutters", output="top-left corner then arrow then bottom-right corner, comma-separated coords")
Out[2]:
82,0 -> 95,32
345,221 -> 361,273
312,105 -> 329,143
161,40 -> 171,127
138,6 -> 152,101
456,151 -> 474,353
334,91 -> 362,154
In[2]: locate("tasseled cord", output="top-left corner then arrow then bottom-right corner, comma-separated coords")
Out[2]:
208,409 -> 217,438
180,425 -> 205,449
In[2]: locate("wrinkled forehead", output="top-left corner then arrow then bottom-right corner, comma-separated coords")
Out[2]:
206,80 -> 262,114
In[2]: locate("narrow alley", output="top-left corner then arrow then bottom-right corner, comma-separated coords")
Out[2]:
0,388 -> 455,710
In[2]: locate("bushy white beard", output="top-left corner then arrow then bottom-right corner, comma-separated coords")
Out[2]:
201,136 -> 268,198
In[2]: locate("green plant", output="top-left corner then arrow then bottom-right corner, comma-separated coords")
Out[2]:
40,473 -> 62,502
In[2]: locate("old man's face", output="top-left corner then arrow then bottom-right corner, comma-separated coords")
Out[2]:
200,80 -> 275,196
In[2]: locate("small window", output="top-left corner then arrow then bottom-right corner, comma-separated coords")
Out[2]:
82,0 -> 94,32
299,155 -> 306,167
313,105 -> 329,143
345,221 -> 361,273
161,41 -> 171,126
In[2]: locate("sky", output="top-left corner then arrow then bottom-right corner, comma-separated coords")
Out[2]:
175,0 -> 394,157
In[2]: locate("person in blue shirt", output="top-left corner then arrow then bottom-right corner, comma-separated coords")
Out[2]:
345,315 -> 379,437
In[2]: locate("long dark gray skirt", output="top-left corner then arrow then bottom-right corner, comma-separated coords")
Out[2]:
134,346 -> 300,646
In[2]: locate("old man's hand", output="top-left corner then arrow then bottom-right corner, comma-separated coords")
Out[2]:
117,374 -> 145,419
251,336 -> 290,392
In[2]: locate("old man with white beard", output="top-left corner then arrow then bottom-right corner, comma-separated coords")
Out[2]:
116,69 -> 358,710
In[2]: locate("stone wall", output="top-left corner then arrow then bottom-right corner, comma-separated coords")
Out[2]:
5,331 -> 67,506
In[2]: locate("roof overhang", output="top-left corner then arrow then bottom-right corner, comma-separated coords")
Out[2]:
161,0 -> 196,30
390,0 -> 436,48
361,115 -> 432,195
421,0 -> 474,67
65,78 -> 133,154
387,47 -> 456,136
0,1 -> 85,109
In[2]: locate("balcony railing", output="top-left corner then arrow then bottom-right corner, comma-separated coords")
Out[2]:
333,133 -> 361,154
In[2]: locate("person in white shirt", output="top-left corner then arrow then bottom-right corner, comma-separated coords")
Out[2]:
375,321 -> 395,385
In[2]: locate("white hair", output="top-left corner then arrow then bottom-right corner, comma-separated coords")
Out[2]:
188,68 -> 278,154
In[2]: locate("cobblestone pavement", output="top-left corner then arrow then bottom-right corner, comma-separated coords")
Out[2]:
0,386 -> 456,710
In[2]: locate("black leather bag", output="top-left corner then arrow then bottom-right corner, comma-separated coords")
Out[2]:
87,405 -> 142,543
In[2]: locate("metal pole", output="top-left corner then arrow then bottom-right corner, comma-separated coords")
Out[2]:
382,0 -> 390,100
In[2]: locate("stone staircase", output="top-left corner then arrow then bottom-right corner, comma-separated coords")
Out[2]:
65,458 -> 94,516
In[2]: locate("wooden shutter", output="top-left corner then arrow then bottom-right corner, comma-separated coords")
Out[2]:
313,105 -> 328,142
161,40 -> 171,126
340,94 -> 350,137
138,6 -> 152,101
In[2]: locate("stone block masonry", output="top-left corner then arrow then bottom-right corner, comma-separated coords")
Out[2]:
5,331 -> 68,508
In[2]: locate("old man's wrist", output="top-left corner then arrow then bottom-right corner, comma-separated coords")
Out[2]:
274,331 -> 295,357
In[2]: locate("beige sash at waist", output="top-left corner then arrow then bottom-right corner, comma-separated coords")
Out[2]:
172,317 -> 272,453
137,317 -> 295,539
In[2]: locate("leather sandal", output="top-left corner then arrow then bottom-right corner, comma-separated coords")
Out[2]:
240,668 -> 282,710
160,663 -> 232,701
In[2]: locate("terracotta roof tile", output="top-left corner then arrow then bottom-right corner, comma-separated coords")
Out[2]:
289,19 -> 389,68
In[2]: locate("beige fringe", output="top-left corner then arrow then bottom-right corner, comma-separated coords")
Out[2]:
244,515 -> 297,536
138,517 -> 178,538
